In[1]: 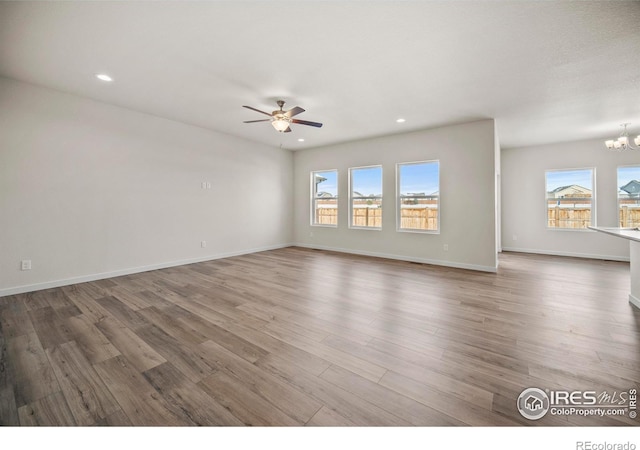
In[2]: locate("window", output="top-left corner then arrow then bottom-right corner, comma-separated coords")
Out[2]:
545,168 -> 594,229
349,166 -> 382,229
397,161 -> 440,232
618,165 -> 640,228
311,170 -> 338,226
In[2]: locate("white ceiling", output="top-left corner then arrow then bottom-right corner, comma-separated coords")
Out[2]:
1,1 -> 639,150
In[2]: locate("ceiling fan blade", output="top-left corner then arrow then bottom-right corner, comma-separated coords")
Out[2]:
291,119 -> 323,128
243,119 -> 271,123
284,106 -> 305,118
242,105 -> 273,117
284,126 -> 292,133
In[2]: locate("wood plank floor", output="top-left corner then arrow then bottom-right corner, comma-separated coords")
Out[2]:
1,247 -> 639,426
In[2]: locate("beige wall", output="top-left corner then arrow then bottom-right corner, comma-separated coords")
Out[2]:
293,119 -> 498,272
0,77 -> 293,295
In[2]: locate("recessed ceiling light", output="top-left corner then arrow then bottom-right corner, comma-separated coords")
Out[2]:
95,74 -> 113,82
396,118 -> 406,123
298,138 -> 305,142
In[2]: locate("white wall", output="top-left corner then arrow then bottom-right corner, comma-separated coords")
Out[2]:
0,77 -> 293,296
501,138 -> 640,260
293,119 -> 498,272
495,124 -> 502,253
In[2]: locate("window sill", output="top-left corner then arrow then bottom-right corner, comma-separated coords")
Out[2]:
546,227 -> 596,232
397,228 -> 440,235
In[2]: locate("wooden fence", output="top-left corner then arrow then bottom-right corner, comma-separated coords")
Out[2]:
352,208 -> 382,228
315,208 -> 338,225
547,206 -> 591,229
315,207 -> 438,230
620,206 -> 640,227
547,205 -> 640,228
319,202 -> 640,229
399,207 -> 438,230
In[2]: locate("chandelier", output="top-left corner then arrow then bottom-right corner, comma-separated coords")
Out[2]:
605,123 -> 640,151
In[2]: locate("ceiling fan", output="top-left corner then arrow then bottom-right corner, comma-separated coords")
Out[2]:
243,100 -> 323,133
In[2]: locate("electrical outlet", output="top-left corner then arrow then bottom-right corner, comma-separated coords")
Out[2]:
513,235 -> 518,241
21,260 -> 31,271
201,182 -> 207,189
206,182 -> 211,189
443,244 -> 449,251
201,241 -> 207,248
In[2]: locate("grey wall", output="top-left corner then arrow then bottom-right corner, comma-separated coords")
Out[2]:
0,78 -> 293,295
293,119 -> 498,272
501,138 -> 640,260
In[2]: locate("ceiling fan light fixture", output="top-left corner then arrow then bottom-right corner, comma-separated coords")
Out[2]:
243,100 -> 322,133
271,117 -> 290,132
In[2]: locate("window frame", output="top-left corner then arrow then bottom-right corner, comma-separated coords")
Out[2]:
310,169 -> 338,228
617,164 -> 640,229
348,165 -> 383,230
544,167 -> 596,231
396,160 -> 440,234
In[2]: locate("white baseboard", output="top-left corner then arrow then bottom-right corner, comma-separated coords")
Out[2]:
501,246 -> 630,262
0,243 -> 293,298
629,294 -> 640,310
294,243 -> 498,273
